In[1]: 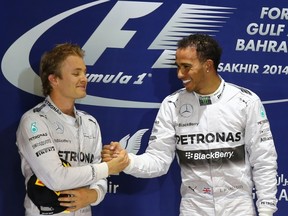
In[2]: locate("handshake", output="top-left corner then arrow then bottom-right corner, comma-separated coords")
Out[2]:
102,142 -> 130,175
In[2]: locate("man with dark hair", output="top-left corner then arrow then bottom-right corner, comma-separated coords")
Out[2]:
102,34 -> 278,216
16,43 -> 129,216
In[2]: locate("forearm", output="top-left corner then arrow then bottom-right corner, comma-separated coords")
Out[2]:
124,151 -> 173,178
89,179 -> 107,205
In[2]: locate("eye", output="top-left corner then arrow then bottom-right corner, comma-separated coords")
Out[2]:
72,70 -> 83,76
183,64 -> 192,69
178,64 -> 192,72
175,63 -> 192,72
72,72 -> 80,76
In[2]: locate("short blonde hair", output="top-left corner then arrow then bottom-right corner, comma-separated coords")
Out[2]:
39,43 -> 85,96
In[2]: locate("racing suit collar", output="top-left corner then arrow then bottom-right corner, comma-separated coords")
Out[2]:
194,77 -> 225,106
45,96 -> 78,125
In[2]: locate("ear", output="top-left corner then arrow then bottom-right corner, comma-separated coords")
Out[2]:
48,74 -> 58,87
205,59 -> 214,71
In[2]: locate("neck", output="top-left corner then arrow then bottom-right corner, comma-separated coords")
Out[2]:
198,74 -> 221,95
49,94 -> 75,117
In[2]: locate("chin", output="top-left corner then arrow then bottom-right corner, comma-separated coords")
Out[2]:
77,93 -> 87,99
185,87 -> 194,92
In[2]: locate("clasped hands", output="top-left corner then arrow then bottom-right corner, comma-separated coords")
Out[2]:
102,141 -> 129,175
58,142 -> 129,211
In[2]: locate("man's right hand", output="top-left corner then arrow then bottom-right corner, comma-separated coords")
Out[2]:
102,142 -> 129,175
101,142 -> 123,162
106,149 -> 130,175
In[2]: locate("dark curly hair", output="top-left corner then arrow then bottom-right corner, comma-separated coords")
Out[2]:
177,34 -> 222,70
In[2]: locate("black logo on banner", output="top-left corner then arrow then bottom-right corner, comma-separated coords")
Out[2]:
176,145 -> 245,167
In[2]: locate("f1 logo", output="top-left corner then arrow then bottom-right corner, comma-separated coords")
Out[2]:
83,1 -> 162,65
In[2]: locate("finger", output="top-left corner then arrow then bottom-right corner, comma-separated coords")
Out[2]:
58,193 -> 76,202
65,206 -> 77,212
101,152 -> 112,156
59,190 -> 72,195
102,145 -> 111,150
102,157 -> 113,162
61,202 -> 77,212
101,153 -> 114,160
101,150 -> 115,156
119,149 -> 127,156
112,153 -> 119,158
110,142 -> 121,150
59,200 -> 73,207
101,148 -> 109,153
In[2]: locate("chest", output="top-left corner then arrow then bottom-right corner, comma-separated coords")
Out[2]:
45,117 -> 98,164
173,98 -> 246,149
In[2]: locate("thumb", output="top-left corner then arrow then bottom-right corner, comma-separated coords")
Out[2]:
111,142 -> 122,151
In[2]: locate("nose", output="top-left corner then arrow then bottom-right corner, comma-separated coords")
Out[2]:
177,68 -> 185,80
81,72 -> 88,83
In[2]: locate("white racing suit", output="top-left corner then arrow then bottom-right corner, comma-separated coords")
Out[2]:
16,96 -> 108,216
125,78 -> 278,216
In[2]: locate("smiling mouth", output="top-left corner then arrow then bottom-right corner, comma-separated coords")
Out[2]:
77,86 -> 86,90
183,79 -> 191,84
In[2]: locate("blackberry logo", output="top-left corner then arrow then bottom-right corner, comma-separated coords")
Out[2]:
185,152 -> 193,159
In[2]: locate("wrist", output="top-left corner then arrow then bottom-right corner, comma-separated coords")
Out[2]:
258,208 -> 274,216
123,153 -> 134,173
88,189 -> 98,204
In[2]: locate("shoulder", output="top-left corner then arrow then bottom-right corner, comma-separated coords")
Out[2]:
18,98 -> 64,128
17,101 -> 51,136
76,110 -> 99,126
225,82 -> 260,102
20,101 -> 47,122
162,88 -> 188,103
159,88 -> 195,115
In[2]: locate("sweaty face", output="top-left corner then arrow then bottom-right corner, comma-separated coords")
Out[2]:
54,55 -> 87,100
175,47 -> 208,93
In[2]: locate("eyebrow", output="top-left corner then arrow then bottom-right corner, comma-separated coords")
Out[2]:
73,67 -> 86,71
175,62 -> 192,66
